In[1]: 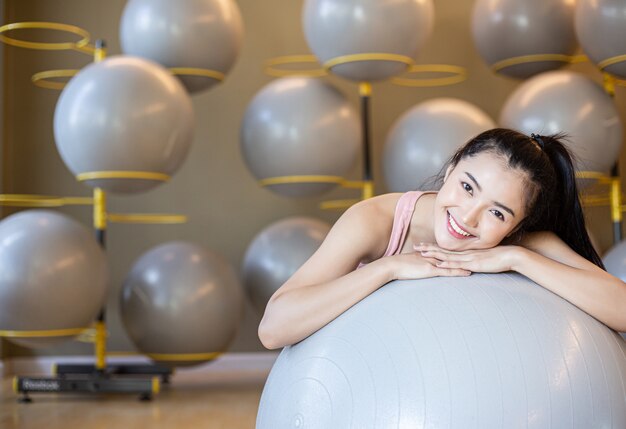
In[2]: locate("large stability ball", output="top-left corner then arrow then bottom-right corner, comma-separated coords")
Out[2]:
603,240 -> 626,282
257,273 -> 626,428
472,0 -> 577,79
0,210 -> 108,349
241,77 -> 360,198
303,0 -> 434,82
242,217 -> 330,313
383,98 -> 495,193
121,241 -> 243,366
576,0 -> 626,79
54,56 -> 195,194
499,71 -> 623,175
120,0 -> 243,93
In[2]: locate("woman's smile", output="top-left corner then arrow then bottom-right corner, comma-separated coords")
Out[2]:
447,211 -> 475,239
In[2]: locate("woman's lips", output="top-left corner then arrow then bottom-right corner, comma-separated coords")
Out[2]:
447,211 -> 474,239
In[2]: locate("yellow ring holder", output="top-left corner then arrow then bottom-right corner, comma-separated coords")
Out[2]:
28,67 -> 225,91
0,193 -> 187,224
169,67 -> 225,82
390,64 -> 467,87
0,194 -> 93,207
76,170 -> 171,182
0,328 -> 89,338
491,53 -> 588,74
595,55 -> 626,88
598,55 -> 626,72
323,52 -> 414,73
0,21 -> 91,51
259,175 -> 374,210
264,54 -> 466,87
145,352 -> 222,362
265,55 -> 327,78
32,69 -> 79,90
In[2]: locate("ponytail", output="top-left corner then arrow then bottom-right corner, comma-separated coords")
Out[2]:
530,134 -> 605,269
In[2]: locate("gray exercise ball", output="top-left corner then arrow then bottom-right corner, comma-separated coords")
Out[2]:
241,77 -> 360,198
0,210 -> 108,349
121,241 -> 243,367
120,0 -> 243,93
472,0 -> 577,79
54,55 -> 195,194
604,240 -> 626,282
242,217 -> 331,313
603,240 -> 626,339
499,71 -> 623,175
303,0 -> 434,82
257,273 -> 626,428
383,98 -> 495,193
576,0 -> 626,79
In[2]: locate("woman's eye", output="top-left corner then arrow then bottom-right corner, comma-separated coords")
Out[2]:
491,210 -> 504,221
461,182 -> 473,194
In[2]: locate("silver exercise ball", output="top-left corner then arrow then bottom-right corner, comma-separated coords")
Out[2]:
499,71 -> 623,175
121,241 -> 243,367
383,98 -> 495,193
576,0 -> 626,79
120,0 -> 243,93
303,0 -> 434,82
604,240 -> 626,282
242,217 -> 331,313
241,77 -> 360,198
54,55 -> 195,194
472,0 -> 577,79
257,273 -> 626,428
0,210 -> 108,349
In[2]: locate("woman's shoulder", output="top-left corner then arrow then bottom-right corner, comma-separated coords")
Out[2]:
346,192 -> 404,220
518,230 -> 559,249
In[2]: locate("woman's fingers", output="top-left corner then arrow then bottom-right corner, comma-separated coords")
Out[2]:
414,243 -> 469,255
421,250 -> 472,262
438,260 -> 466,268
434,266 -> 471,276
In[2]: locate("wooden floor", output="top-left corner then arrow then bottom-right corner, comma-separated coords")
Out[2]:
0,361 -> 270,429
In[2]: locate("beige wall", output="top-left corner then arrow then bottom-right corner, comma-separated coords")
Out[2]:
2,0 -> 625,358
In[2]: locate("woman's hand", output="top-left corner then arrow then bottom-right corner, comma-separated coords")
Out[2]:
387,251 -> 471,280
413,243 -> 522,274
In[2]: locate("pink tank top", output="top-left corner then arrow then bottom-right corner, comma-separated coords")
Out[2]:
358,191 -> 433,268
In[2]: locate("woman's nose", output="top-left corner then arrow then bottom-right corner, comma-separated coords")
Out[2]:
462,205 -> 480,228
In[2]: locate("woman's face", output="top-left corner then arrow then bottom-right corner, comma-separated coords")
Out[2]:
433,152 -> 528,251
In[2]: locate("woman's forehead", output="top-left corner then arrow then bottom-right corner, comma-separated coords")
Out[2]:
454,154 -> 528,205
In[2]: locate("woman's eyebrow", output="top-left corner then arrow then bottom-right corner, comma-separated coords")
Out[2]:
464,171 -> 516,217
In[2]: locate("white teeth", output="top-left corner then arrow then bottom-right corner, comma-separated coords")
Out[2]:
449,213 -> 471,237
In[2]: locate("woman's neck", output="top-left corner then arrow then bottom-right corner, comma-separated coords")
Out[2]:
404,192 -> 437,252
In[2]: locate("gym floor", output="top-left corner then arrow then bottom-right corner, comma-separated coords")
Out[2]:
0,361 -> 271,429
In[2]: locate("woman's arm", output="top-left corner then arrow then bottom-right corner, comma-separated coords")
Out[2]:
511,232 -> 626,332
259,197 -> 470,350
417,232 -> 626,332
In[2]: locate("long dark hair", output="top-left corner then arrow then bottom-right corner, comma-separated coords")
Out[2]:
442,128 -> 604,269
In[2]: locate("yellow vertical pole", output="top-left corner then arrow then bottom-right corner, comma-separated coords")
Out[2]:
93,187 -> 107,370
94,40 -> 106,63
611,177 -> 622,223
92,40 -> 108,372
359,82 -> 374,200
603,72 -> 622,243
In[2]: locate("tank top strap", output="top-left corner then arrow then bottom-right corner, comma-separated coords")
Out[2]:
381,191 -> 426,258
356,190 -> 434,269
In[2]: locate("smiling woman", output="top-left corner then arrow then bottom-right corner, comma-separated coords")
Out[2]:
258,128 -> 626,350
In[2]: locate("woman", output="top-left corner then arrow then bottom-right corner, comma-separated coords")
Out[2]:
258,128 -> 626,350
